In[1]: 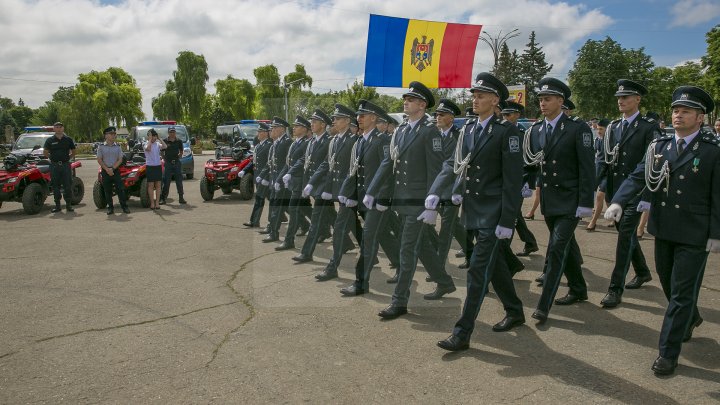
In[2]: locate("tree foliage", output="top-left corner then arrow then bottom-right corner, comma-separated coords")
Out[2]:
519,31 -> 553,118
215,75 -> 256,120
253,64 -> 284,118
173,51 -> 209,126
152,80 -> 183,121
494,43 -> 522,85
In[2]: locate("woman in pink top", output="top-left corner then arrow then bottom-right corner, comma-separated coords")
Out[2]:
144,129 -> 166,210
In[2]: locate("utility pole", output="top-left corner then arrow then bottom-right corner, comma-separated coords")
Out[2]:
480,29 -> 520,71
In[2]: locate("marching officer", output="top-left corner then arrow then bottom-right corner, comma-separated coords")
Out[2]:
276,116 -> 312,250
562,99 -> 576,116
364,81 -> 456,319
523,77 -> 595,323
605,86 -> 719,376
293,110 -> 334,263
501,101 -> 540,258
259,116 -> 292,243
337,100 -> 399,295
309,104 -> 361,281
599,80 -> 661,308
43,122 -> 76,213
424,73 -> 525,351
243,122 -> 272,228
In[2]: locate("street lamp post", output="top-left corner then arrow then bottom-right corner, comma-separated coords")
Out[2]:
480,29 -> 520,71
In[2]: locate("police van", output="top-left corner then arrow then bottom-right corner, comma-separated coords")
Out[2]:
131,121 -> 196,179
216,120 -> 271,147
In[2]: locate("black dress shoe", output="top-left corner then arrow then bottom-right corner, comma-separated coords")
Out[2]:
51,205 -> 62,213
458,260 -> 470,269
425,276 -> 434,282
600,291 -> 622,308
262,236 -> 279,243
423,284 -> 456,300
159,198 -> 166,205
243,222 -> 259,228
340,285 -> 366,296
535,273 -> 546,285
292,254 -> 312,263
625,275 -> 652,289
554,293 -> 588,305
531,309 -> 548,323
106,208 -> 114,215
455,250 -> 465,258
437,334 -> 469,351
275,242 -> 295,251
122,207 -> 130,214
492,315 -> 525,332
65,204 -> 74,212
179,197 -> 187,204
378,305 -> 407,319
258,229 -> 270,235
651,356 -> 678,376
386,274 -> 399,284
516,245 -> 539,257
683,316 -> 703,342
315,268 -> 338,281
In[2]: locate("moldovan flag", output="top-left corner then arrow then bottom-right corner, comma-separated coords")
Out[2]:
364,14 -> 482,88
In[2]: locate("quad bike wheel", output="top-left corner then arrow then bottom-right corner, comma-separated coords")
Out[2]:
22,183 -> 46,215
186,173 -> 194,180
238,175 -> 254,200
70,177 -> 85,205
139,178 -> 151,208
92,180 -> 106,209
200,176 -> 214,201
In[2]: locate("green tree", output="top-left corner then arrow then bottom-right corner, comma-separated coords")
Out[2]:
197,94 -> 233,138
0,95 -> 14,110
339,80 -> 378,110
701,24 -> 720,122
519,31 -> 553,118
8,105 -> 34,132
494,43 -> 522,85
0,110 -> 17,141
152,80 -> 183,120
254,64 -> 284,118
376,94 -> 404,113
173,51 -> 209,126
32,101 -> 62,126
215,75 -> 256,120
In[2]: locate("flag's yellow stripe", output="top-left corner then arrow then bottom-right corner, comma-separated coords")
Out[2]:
402,20 -> 448,88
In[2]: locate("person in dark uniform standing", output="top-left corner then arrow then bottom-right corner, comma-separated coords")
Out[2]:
523,77 -> 596,323
310,104 -> 361,281
364,81 -> 456,319
501,101 -> 540,258
43,122 -> 76,213
259,117 -> 292,243
425,73 -> 525,351
599,80 -> 661,308
293,110 -> 334,262
159,126 -> 187,205
337,100 -> 399,295
605,86 -> 719,376
586,118 -> 611,231
276,116 -> 312,250
243,122 -> 272,228
96,126 -> 130,215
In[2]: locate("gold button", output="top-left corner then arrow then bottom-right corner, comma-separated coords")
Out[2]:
396,181 -> 400,184
623,152 -> 627,156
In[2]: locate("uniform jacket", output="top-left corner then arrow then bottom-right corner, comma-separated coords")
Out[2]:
281,136 -> 310,193
612,130 -> 720,246
367,115 -> 444,216
300,132 -> 331,198
429,116 -> 524,230
601,115 -> 661,201
339,128 -> 391,211
260,134 -> 291,199
309,129 -> 354,198
527,113 -> 596,216
251,138 -> 272,199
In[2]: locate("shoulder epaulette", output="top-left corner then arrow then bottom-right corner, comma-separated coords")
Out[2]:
531,120 -> 543,127
571,116 -> 581,122
425,120 -> 435,127
700,134 -> 720,145
656,134 -> 673,141
611,118 -> 622,124
640,116 -> 655,123
464,119 -> 477,127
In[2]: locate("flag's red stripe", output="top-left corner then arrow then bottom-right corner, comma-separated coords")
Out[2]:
438,23 -> 483,88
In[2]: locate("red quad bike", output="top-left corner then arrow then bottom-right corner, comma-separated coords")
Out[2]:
0,147 -> 84,214
200,139 -> 254,201
92,140 -> 152,209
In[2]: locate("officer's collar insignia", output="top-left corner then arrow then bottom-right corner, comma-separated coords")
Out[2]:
693,142 -> 699,151
488,124 -> 493,134
541,85 -> 548,90
618,85 -> 624,91
560,122 -> 565,131
634,121 -> 638,127
681,93 -> 689,100
666,143 -> 672,150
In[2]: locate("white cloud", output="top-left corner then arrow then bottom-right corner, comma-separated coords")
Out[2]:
0,0 -> 612,118
670,0 -> 720,28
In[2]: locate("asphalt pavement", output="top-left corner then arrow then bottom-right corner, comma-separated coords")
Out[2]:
0,153 -> 718,404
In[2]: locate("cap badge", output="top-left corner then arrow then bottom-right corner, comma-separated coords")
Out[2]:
438,103 -> 444,109
618,85 -> 624,91
477,80 -> 483,86
334,108 -> 339,114
681,93 -> 689,100
409,87 -> 415,93
541,85 -> 548,90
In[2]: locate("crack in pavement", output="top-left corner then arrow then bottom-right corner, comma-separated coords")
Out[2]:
205,251 -> 276,367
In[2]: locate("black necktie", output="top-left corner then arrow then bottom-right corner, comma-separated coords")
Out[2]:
677,138 -> 685,155
398,125 -> 411,149
545,123 -> 553,145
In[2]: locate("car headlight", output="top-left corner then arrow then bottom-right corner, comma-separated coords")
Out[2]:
6,177 -> 18,183
127,171 -> 138,178
182,148 -> 192,158
230,166 -> 239,173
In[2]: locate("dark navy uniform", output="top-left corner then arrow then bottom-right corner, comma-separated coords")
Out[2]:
600,80 -> 662,306
43,127 -> 76,210
524,78 -> 596,321
245,123 -> 272,227
260,117 -> 292,242
610,86 -> 718,374
430,73 -> 525,343
277,116 -> 311,249
366,82 -> 454,313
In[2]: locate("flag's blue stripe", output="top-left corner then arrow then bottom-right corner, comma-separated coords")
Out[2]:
364,14 -> 408,87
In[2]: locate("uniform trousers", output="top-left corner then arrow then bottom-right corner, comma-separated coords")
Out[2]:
608,196 -> 651,293
438,204 -> 472,265
267,188 -> 290,239
101,170 -> 128,209
300,198 -> 335,257
283,191 -> 311,245
50,162 -> 73,204
324,203 -> 362,272
353,208 -> 401,290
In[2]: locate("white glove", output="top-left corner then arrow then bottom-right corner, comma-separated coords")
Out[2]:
604,203 -> 623,222
238,170 -> 246,178
261,179 -> 270,186
521,183 -> 533,198
495,225 -> 513,240
345,199 -> 358,208
282,174 -> 291,186
321,192 -> 332,200
425,194 -> 440,210
274,182 -> 281,191
707,239 -> 720,253
451,194 -> 463,205
575,206 -> 593,218
637,201 -> 651,212
338,195 -> 347,204
376,203 -> 388,212
302,184 -> 313,198
417,209 -> 438,225
256,176 -> 262,184
363,195 -> 375,210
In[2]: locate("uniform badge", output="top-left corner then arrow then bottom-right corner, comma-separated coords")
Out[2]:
693,142 -> 699,151
583,132 -> 592,147
618,85 -> 624,91
680,93 -> 689,100
692,158 -> 700,173
541,85 -> 548,90
509,136 -> 520,153
432,137 -> 442,152
383,145 -> 390,158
